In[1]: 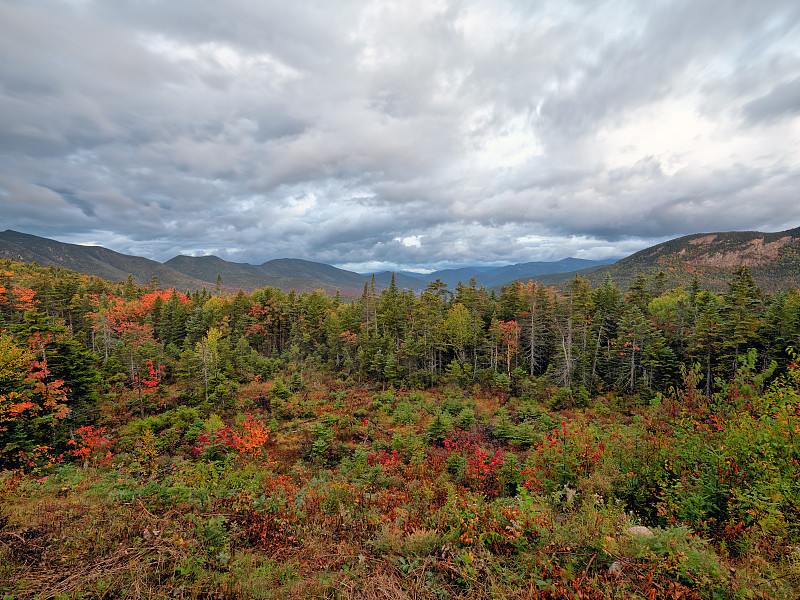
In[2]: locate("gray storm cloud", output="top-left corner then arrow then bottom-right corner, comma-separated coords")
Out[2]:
1,0 -> 799,270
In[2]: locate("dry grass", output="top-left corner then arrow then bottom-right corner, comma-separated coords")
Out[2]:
1,491 -> 197,599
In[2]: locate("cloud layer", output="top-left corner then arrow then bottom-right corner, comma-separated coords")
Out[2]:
2,0 -> 799,271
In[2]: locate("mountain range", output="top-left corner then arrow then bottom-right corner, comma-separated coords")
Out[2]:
0,230 -> 612,294
2,226 -> 800,294
382,258 -> 615,290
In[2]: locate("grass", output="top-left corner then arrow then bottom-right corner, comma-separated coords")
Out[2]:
2,377 -> 800,599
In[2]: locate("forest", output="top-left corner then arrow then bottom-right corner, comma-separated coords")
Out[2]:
1,258 -> 800,598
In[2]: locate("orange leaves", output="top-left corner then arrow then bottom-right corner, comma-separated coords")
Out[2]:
0,333 -> 70,428
26,359 -> 70,418
492,319 -> 521,375
0,268 -> 37,312
91,292 -> 178,339
691,414 -> 725,435
192,415 -> 272,463
339,330 -> 359,346
11,286 -> 37,311
68,424 -> 114,466
2,399 -> 35,419
0,393 -> 37,436
0,335 -> 36,432
496,320 -> 521,348
0,282 -> 37,311
233,413 -> 272,460
1,333 -> 69,468
139,289 -> 189,311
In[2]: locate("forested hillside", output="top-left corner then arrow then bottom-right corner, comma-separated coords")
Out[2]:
2,259 -> 800,598
0,229 -> 213,291
547,226 -> 800,293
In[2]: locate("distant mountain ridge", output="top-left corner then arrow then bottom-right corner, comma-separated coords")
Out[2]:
4,227 -> 798,295
0,230 -> 613,294
163,255 -> 368,294
382,257 -> 616,290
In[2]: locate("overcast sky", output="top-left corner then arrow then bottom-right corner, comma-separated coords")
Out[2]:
1,0 -> 799,272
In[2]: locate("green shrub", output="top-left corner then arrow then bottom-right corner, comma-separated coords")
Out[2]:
393,398 -> 417,424
494,408 -> 516,441
426,411 -> 454,443
456,407 -> 475,429
310,423 -> 334,461
271,380 -> 291,401
441,393 -> 464,417
513,420 -> 538,449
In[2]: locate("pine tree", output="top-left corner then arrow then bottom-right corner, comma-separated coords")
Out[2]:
454,277 -> 487,377
720,266 -> 763,375
626,274 -> 651,313
384,352 -> 402,387
589,274 -> 623,390
123,274 -> 137,300
378,273 -> 404,346
687,290 -> 722,397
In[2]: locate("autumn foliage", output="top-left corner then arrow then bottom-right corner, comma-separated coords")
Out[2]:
68,425 -> 114,466
1,259 -> 800,598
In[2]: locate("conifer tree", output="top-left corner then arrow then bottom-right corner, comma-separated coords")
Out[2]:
720,266 -> 763,374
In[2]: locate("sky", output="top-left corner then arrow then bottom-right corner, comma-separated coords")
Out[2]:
1,0 -> 800,273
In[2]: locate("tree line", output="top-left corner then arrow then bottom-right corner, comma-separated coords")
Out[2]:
1,259 -> 799,467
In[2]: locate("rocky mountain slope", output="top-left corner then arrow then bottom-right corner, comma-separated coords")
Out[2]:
534,226 -> 800,292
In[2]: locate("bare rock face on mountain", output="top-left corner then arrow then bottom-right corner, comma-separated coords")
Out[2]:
574,226 -> 800,292
686,235 -> 795,267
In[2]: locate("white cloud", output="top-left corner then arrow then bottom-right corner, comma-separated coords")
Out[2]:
396,235 -> 422,248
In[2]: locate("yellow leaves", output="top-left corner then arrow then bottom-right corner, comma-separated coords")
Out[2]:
0,333 -> 33,388
203,295 -> 229,321
133,428 -> 159,475
0,393 -> 36,435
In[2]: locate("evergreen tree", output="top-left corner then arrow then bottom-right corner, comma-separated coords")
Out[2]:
626,274 -> 651,313
123,274 -> 138,300
720,266 -> 764,374
378,273 -> 404,346
687,290 -> 723,397
551,276 -> 593,389
589,274 -> 623,390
